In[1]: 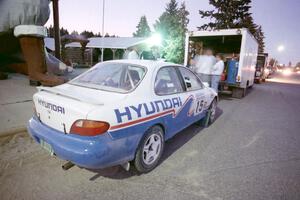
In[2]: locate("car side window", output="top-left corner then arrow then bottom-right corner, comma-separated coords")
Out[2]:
155,67 -> 184,95
179,67 -> 203,91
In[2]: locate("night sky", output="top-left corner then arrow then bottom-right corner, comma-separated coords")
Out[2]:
46,0 -> 300,65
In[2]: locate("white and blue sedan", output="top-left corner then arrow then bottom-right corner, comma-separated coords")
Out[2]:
28,60 -> 218,173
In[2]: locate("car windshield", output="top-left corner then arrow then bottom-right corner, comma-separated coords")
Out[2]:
70,63 -> 146,93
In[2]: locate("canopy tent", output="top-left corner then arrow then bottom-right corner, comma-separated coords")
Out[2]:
45,37 -> 148,50
44,38 -> 55,51
65,37 -> 147,49
45,36 -> 150,64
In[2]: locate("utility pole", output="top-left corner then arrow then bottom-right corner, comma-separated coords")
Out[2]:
101,0 -> 105,62
52,0 -> 61,59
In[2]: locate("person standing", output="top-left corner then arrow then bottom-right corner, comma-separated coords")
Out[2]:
127,47 -> 139,59
194,49 -> 216,86
211,54 -> 225,92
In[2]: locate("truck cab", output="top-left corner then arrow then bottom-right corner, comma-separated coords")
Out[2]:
255,53 -> 269,83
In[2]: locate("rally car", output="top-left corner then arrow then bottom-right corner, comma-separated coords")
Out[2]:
27,60 -> 218,173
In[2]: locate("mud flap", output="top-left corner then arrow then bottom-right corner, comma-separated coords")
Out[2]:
201,110 -> 212,127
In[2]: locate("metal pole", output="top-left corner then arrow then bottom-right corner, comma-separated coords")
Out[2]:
101,0 -> 105,62
52,0 -> 61,59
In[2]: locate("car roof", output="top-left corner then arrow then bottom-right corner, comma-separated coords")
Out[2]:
103,59 -> 182,71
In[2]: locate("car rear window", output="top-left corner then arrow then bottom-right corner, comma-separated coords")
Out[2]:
70,63 -> 146,93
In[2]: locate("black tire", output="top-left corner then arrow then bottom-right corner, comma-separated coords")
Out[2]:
208,99 -> 217,124
232,88 -> 246,98
134,125 -> 164,173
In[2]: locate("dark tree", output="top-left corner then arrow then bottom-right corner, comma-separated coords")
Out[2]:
94,32 -> 102,37
254,26 -> 265,53
133,16 -> 151,37
198,0 -> 252,30
154,0 -> 189,63
70,30 -> 79,35
240,15 -> 257,35
47,25 -> 54,37
199,0 -> 265,52
80,30 -> 94,38
47,26 -> 69,37
60,27 -> 69,36
179,2 -> 190,33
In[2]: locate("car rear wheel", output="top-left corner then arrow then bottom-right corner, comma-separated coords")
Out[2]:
134,126 -> 164,173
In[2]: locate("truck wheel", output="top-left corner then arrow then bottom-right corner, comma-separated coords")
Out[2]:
134,126 -> 164,173
232,88 -> 246,99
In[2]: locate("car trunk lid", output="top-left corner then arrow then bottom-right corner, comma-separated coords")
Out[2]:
33,85 -> 126,133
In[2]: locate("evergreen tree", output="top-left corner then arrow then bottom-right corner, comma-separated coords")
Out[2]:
199,0 -> 265,52
47,26 -> 69,37
199,0 -> 252,30
179,2 -> 190,33
154,0 -> 189,63
60,27 -> 69,36
254,26 -> 265,53
47,25 -> 54,37
133,16 -> 151,37
70,30 -> 79,35
80,30 -> 94,38
240,15 -> 257,35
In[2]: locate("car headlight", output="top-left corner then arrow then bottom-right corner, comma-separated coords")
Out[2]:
282,69 -> 292,76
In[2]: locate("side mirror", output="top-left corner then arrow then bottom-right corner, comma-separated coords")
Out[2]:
184,77 -> 192,88
203,82 -> 209,87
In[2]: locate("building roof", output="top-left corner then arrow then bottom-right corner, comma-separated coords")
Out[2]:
66,37 -> 147,49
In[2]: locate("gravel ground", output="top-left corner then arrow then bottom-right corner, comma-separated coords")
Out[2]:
0,72 -> 300,200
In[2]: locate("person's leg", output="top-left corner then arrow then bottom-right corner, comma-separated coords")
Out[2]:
201,74 -> 211,86
211,75 -> 220,92
207,74 -> 212,87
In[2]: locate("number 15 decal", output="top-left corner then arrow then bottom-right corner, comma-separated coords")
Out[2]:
195,99 -> 207,114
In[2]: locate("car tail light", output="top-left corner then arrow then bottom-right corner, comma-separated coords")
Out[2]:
70,120 -> 110,136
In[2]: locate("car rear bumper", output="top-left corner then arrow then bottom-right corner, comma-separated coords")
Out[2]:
27,116 -> 136,169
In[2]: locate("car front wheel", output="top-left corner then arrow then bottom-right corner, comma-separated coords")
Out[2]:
208,98 -> 217,124
134,125 -> 164,173
197,98 -> 217,127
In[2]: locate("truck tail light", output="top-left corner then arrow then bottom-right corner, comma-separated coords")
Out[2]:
70,120 -> 110,136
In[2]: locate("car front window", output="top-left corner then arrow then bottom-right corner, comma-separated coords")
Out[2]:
179,67 -> 203,91
71,63 -> 146,93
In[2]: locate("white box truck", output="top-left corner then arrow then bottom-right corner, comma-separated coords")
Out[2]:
184,28 -> 258,98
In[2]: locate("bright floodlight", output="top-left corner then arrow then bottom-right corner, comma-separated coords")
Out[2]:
147,33 -> 162,46
277,45 -> 285,52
